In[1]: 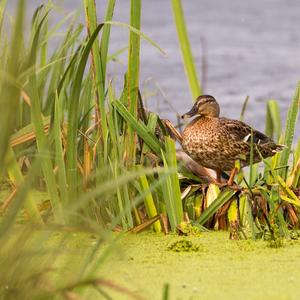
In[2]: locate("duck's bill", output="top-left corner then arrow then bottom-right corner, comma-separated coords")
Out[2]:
181,105 -> 198,119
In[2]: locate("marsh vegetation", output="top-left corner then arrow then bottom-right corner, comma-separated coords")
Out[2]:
0,1 -> 299,299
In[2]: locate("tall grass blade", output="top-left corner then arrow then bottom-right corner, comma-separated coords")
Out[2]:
126,0 -> 141,164
291,141 -> 300,188
278,82 -> 300,179
139,171 -> 162,232
100,0 -> 116,82
84,0 -> 115,165
66,24 -> 103,201
160,137 -> 183,231
26,9 -> 63,221
0,0 -> 24,169
171,0 -> 202,99
141,112 -> 158,155
54,93 -> 68,205
159,155 -> 177,231
265,99 -> 282,141
249,129 -> 256,187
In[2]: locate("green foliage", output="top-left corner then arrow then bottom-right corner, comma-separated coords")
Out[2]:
126,0 -> 142,163
113,100 -> 164,156
160,137 -> 184,231
66,24 -> 103,203
171,0 -> 202,99
0,0 -> 24,169
0,1 -> 300,298
0,0 -> 299,240
278,82 -> 300,179
139,170 -> 161,232
265,99 -> 282,141
197,189 -> 236,225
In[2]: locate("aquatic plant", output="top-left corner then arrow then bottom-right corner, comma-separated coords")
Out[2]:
0,0 -> 299,298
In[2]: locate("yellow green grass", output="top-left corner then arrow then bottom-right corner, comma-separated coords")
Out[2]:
0,1 -> 300,299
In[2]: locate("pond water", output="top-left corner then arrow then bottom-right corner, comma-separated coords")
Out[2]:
9,0 -> 300,138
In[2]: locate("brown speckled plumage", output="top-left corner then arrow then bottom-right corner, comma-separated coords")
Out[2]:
181,95 -> 284,171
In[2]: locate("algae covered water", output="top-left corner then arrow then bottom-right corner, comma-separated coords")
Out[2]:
3,229 -> 300,299
99,231 -> 300,300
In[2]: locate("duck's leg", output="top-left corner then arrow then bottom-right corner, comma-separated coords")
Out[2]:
216,169 -> 222,184
227,167 -> 238,186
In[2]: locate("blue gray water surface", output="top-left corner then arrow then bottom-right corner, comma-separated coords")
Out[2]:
9,0 -> 300,139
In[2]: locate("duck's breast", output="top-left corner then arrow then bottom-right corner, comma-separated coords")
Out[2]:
182,117 -> 219,156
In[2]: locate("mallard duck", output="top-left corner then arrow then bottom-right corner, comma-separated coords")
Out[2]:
181,95 -> 284,183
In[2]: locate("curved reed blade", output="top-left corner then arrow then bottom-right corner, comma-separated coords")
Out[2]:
278,82 -> 300,179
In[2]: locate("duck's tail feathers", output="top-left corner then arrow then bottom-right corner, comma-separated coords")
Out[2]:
272,144 -> 287,153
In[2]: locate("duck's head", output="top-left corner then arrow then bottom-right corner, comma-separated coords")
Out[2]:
181,95 -> 220,119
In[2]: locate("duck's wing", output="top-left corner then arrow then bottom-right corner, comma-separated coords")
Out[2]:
219,118 -> 271,145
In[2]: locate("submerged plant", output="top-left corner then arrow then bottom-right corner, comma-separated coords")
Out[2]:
167,239 -> 200,252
